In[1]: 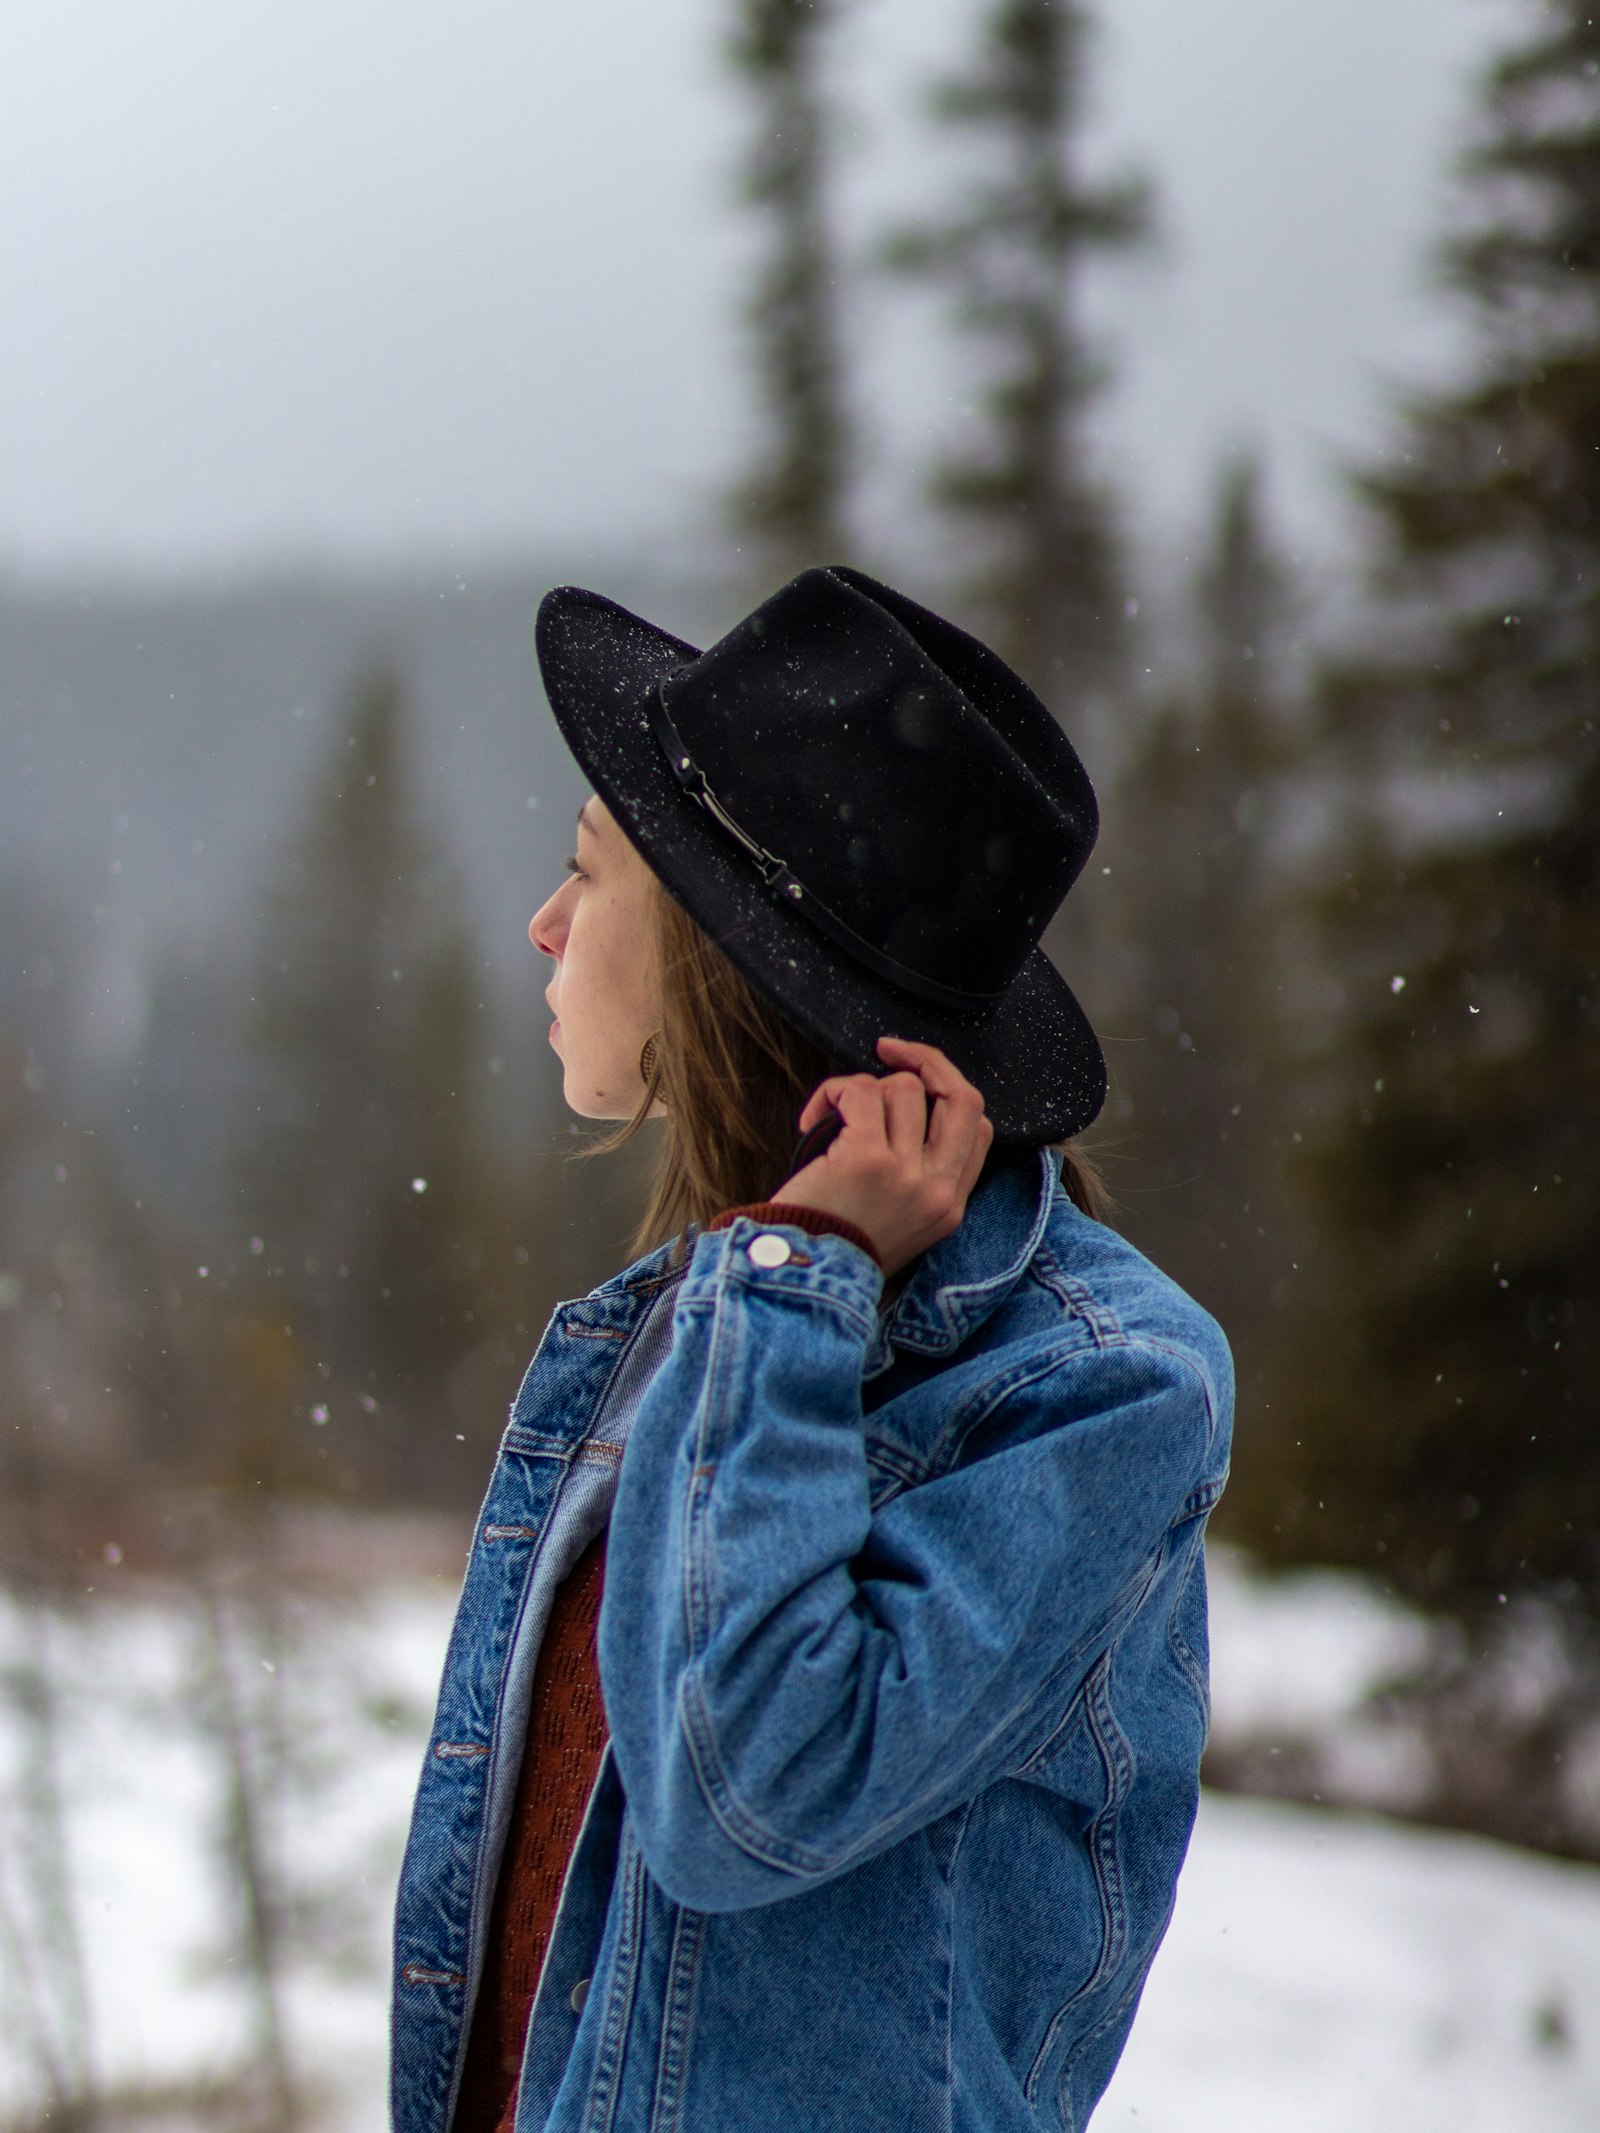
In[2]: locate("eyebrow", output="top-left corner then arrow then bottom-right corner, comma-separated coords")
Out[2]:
575,800 -> 596,839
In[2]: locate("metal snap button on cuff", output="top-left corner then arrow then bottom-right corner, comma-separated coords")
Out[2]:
570,1976 -> 591,2013
747,1232 -> 792,1268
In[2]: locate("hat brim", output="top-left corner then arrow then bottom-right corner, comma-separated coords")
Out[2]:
534,585 -> 1107,1148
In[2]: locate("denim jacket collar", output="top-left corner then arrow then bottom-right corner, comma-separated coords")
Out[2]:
583,1145 -> 1060,1377
863,1145 -> 1060,1375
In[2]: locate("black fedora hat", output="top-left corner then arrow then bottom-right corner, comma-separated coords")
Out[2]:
533,563 -> 1106,1149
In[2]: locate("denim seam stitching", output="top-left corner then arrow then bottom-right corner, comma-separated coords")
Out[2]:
697,1225 -> 881,1337
1012,1674 -> 1090,1784
460,1285 -> 678,2130
1013,1522 -> 1169,1782
737,1276 -> 878,1340
669,1338 -> 1199,1882
683,1264 -> 736,1656
501,1431 -> 582,1461
581,1825 -> 647,2133
1180,1475 -> 1225,1520
1166,1546 -> 1211,1718
1026,1247 -> 1125,1348
941,1839 -> 961,2133
1057,1935 -> 1170,2131
919,1330 -> 1218,1496
864,1442 -> 921,1504
649,1902 -> 706,2133
920,1338 -> 1109,1478
1131,1336 -> 1222,1464
1022,1647 -> 1134,2106
678,1577 -> 1139,1885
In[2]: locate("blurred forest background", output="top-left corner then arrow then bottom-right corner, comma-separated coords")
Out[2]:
2,0 -> 1597,2127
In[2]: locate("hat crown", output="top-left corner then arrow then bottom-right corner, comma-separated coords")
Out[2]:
655,567 -> 1097,1007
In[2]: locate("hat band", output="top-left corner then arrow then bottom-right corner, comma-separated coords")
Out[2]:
649,686 -> 1006,1014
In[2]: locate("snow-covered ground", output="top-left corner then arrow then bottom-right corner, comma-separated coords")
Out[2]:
3,1541 -> 1598,2130
1098,1788 -> 1600,2132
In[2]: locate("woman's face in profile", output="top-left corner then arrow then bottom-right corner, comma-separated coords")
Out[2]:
528,794 -> 666,1121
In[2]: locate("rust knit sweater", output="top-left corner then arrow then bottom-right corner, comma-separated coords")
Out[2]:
453,1528 -> 610,2133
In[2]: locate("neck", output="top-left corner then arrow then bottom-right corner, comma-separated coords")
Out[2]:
882,1259 -> 917,1306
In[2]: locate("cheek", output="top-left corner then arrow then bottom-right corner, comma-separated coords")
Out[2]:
566,879 -> 654,1004
569,898 -> 625,988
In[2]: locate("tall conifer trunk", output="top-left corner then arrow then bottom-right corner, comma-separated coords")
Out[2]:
1105,453 -> 1302,1384
883,0 -> 1150,737
727,0 -> 854,576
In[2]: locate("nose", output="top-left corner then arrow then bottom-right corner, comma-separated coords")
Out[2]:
528,884 -> 568,960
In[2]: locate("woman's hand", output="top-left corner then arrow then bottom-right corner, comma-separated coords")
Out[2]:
776,1036 -> 995,1280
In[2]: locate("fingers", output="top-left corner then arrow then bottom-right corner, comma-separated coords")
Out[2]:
880,1069 -> 933,1162
797,1073 -> 873,1137
797,1071 -> 893,1152
798,1067 -> 929,1157
796,1039 -> 992,1193
796,1083 -> 831,1134
876,1036 -> 990,1162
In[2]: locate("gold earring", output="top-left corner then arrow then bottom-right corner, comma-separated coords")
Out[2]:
639,1031 -> 661,1086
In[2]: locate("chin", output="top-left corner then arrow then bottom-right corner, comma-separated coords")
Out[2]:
565,1081 -> 624,1122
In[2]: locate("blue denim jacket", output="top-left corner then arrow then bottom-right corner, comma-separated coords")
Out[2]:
391,1147 -> 1232,2133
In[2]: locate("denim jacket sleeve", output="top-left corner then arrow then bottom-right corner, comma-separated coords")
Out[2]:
597,1216 -> 1218,1915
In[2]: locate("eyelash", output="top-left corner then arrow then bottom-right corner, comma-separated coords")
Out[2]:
564,854 -> 588,882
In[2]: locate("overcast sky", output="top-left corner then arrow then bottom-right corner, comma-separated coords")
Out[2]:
0,0 -> 1524,585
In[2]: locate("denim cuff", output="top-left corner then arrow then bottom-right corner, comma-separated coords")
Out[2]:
706,1200 -> 884,1272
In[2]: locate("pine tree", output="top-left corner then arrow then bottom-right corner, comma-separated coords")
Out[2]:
1104,453 -> 1303,1374
882,0 -> 1150,731
1253,4 -> 1600,1659
228,664 -> 512,1498
0,882 -> 199,1529
726,0 -> 856,576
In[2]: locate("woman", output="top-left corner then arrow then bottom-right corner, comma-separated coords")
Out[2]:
390,565 -> 1232,2133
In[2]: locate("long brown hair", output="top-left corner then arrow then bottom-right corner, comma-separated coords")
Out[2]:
570,870 -> 1111,1267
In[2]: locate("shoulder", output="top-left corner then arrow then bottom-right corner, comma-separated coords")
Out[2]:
926,1188 -> 1234,1487
866,1189 -> 1232,1498
1021,1194 -> 1234,1431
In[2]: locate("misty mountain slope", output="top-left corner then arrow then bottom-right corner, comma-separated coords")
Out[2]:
1,558 -> 736,1010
